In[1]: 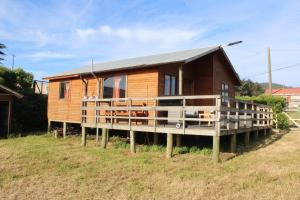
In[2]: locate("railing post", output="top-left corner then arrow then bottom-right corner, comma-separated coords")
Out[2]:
235,102 -> 239,130
227,101 -> 230,130
257,105 -> 260,126
244,103 -> 247,128
129,98 -> 132,130
251,103 -> 255,128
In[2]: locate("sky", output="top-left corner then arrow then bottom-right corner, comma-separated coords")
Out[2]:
0,0 -> 300,86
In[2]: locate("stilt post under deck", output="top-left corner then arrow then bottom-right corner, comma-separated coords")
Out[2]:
263,129 -> 267,138
213,97 -> 221,163
244,131 -> 250,146
213,135 -> 220,163
47,120 -> 51,133
63,122 -> 67,138
101,128 -> 107,149
230,133 -> 237,153
130,131 -> 136,154
254,130 -> 259,142
166,133 -> 173,159
96,128 -> 99,144
81,126 -> 86,146
176,134 -> 182,147
153,133 -> 158,145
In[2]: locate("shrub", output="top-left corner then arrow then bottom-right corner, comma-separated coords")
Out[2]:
276,113 -> 289,130
173,146 -> 189,154
110,136 -> 129,149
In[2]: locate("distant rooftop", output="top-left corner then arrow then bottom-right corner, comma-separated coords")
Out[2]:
265,88 -> 300,95
44,45 -> 221,79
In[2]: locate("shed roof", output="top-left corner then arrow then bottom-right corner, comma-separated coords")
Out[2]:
45,46 -> 221,78
0,84 -> 23,99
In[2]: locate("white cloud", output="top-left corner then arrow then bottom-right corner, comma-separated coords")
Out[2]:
24,51 -> 74,61
76,25 -> 203,45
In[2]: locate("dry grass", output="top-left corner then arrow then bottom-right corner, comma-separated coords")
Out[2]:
1,131 -> 300,200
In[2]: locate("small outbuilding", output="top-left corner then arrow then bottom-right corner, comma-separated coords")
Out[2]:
0,84 -> 23,138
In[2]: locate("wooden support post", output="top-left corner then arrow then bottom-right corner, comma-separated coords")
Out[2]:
153,133 -> 158,145
63,122 -> 67,138
130,131 -> 136,154
213,135 -> 220,163
254,130 -> 259,142
176,134 -> 182,147
166,133 -> 173,159
264,129 -> 267,138
230,133 -> 237,153
235,102 -> 239,130
81,126 -> 86,146
244,131 -> 250,146
47,121 -> 51,133
244,103 -> 247,128
96,128 -> 99,144
101,128 -> 107,149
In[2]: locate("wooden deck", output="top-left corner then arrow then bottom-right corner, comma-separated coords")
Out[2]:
80,95 -> 273,136
48,95 -> 273,163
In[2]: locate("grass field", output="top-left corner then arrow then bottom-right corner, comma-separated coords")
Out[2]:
1,131 -> 300,200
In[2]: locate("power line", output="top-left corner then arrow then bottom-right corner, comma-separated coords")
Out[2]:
246,62 -> 300,78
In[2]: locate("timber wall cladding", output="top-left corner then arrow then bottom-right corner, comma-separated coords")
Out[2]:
48,78 -> 83,122
48,68 -> 159,123
213,52 -> 236,98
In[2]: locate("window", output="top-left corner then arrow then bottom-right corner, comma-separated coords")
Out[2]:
59,81 -> 70,99
221,82 -> 229,102
103,75 -> 126,98
164,74 -> 177,96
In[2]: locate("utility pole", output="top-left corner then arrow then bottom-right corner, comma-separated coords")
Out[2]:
268,48 -> 272,95
12,54 -> 15,70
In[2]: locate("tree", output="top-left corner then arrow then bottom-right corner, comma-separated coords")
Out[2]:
0,66 -> 47,133
0,43 -> 6,64
0,66 -> 33,92
237,79 -> 264,96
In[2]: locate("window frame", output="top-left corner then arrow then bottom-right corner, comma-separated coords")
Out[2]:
164,73 -> 177,96
102,75 -> 127,99
221,82 -> 229,102
59,81 -> 71,100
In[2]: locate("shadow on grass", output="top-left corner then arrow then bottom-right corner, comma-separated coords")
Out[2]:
239,131 -> 287,154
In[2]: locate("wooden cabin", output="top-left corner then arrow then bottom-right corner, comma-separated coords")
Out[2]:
0,84 -> 23,138
44,46 -> 273,162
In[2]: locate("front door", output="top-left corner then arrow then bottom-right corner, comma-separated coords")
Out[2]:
0,101 -> 9,138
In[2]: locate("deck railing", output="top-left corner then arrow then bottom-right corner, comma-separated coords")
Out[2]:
81,95 -> 273,135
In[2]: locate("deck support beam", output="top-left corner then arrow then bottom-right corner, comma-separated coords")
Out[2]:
213,135 -> 220,163
166,133 -> 173,159
101,128 -> 107,149
63,122 -> 67,138
244,131 -> 250,147
176,135 -> 182,147
81,126 -> 86,146
230,134 -> 237,153
130,131 -> 136,154
153,133 -> 158,145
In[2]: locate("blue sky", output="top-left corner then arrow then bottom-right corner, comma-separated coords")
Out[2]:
0,0 -> 300,86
